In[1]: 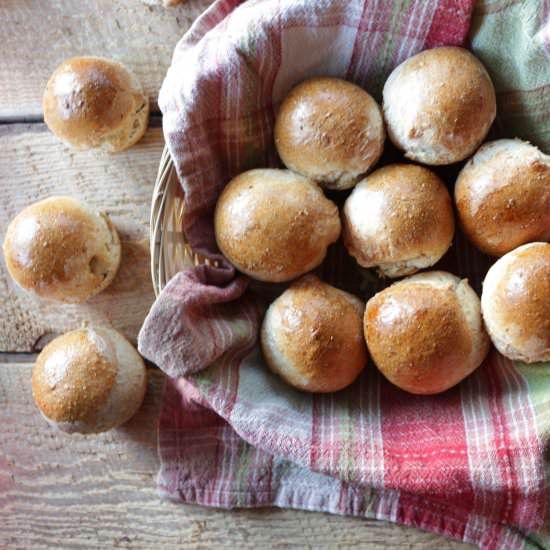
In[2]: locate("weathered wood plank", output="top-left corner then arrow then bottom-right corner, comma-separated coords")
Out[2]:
0,352 -> 37,363
0,364 -> 471,549
0,0 -> 213,119
0,124 -> 161,351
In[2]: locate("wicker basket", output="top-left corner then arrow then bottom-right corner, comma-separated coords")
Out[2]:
150,146 -> 218,297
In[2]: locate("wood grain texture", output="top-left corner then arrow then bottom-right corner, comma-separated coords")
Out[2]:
0,0 -> 213,120
0,2 -> 474,546
0,364 -> 472,549
0,124 -> 161,351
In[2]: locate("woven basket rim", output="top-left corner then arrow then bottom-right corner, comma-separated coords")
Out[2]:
150,145 -> 218,296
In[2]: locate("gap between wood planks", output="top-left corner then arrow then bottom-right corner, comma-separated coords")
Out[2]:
0,352 -> 38,363
0,123 -> 163,350
0,352 -> 161,372
0,113 -> 163,126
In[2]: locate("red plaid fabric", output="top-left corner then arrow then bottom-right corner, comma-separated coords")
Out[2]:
139,1 -> 550,548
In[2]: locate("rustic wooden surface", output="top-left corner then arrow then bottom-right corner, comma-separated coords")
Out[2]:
0,1 -> 471,548
0,0 -> 213,119
0,363 -> 472,549
0,124 -> 160,351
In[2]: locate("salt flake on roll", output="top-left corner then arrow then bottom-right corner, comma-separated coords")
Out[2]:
383,47 -> 496,165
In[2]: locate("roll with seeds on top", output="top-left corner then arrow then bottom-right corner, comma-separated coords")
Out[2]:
32,327 -> 147,434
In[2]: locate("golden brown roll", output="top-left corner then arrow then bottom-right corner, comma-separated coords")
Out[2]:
3,197 -> 121,303
342,164 -> 454,277
365,271 -> 490,394
214,169 -> 341,282
274,77 -> 385,190
383,47 -> 496,165
261,275 -> 367,392
43,56 -> 149,152
481,242 -> 550,363
32,327 -> 147,434
455,139 -> 550,256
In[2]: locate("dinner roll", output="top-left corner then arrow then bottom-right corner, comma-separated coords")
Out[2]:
455,139 -> 550,256
274,77 -> 385,190
214,169 -> 340,282
481,242 -> 550,363
365,271 -> 490,394
3,197 -> 121,303
261,275 -> 367,392
32,327 -> 147,434
342,164 -> 454,278
383,47 -> 496,165
43,56 -> 149,152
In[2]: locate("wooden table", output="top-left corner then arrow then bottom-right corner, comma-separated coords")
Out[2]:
0,2 -> 472,547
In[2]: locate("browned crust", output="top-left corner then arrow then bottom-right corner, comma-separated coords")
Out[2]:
32,330 -> 117,422
261,275 -> 367,392
3,197 -> 120,302
455,150 -> 550,256
4,198 -> 95,287
496,244 -> 550,350
43,56 -> 145,147
274,77 -> 384,186
365,282 -> 473,394
384,47 -> 496,164
342,164 -> 454,267
214,170 -> 341,282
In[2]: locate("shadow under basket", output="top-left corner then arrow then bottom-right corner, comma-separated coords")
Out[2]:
150,145 -> 219,296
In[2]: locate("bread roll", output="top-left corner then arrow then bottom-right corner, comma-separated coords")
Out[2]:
383,47 -> 496,165
455,139 -> 550,256
261,275 -> 367,392
43,56 -> 149,152
342,164 -> 454,277
481,242 -> 550,363
3,197 -> 121,303
214,169 -> 341,282
365,271 -> 490,394
32,327 -> 147,434
274,77 -> 385,190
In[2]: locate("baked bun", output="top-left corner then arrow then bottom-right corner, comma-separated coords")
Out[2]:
43,56 -> 149,152
383,47 -> 496,165
481,242 -> 550,363
455,139 -> 550,256
274,77 -> 385,190
261,275 -> 367,392
342,164 -> 454,278
214,169 -> 341,282
3,197 -> 121,303
32,327 -> 147,434
365,271 -> 490,394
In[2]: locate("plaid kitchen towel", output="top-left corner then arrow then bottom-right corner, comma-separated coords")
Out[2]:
139,0 -> 550,548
